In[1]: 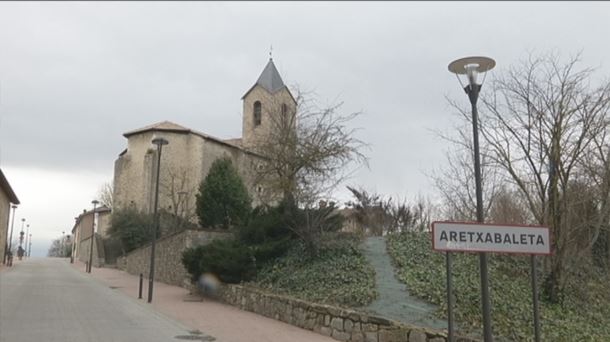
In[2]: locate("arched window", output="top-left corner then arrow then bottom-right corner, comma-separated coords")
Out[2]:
253,101 -> 262,126
281,103 -> 288,116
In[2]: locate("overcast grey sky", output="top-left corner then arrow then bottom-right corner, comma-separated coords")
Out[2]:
1,2 -> 609,257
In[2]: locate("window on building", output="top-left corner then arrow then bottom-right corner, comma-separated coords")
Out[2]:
281,103 -> 288,116
253,101 -> 262,126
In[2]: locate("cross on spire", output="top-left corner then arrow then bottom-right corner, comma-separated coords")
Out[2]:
269,45 -> 273,60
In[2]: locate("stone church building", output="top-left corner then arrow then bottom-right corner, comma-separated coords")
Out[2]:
112,58 -> 296,218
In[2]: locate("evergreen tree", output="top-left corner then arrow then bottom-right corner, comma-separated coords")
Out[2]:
196,157 -> 251,229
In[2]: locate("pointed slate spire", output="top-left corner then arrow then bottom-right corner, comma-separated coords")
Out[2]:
255,58 -> 286,93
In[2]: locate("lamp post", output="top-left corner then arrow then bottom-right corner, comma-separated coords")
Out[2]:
25,225 -> 30,258
28,234 -> 32,258
448,56 -> 496,342
61,231 -> 65,257
4,205 -> 17,265
87,200 -> 99,273
65,235 -> 70,260
18,218 -> 25,260
19,218 -> 25,247
148,136 -> 169,303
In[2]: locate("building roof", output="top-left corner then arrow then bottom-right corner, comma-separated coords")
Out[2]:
255,58 -> 286,93
121,121 -> 261,157
72,206 -> 111,234
123,121 -> 191,138
242,58 -> 295,102
223,138 -> 243,147
0,169 -> 20,204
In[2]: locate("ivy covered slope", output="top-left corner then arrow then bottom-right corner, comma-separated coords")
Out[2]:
252,233 -> 377,308
387,232 -> 610,341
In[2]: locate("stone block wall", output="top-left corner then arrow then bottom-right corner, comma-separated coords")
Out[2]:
116,229 -> 231,287
0,189 -> 10,262
79,233 -> 104,267
218,284 -> 478,342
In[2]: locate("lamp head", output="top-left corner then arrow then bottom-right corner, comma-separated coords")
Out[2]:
152,136 -> 169,146
92,200 -> 99,206
448,56 -> 495,87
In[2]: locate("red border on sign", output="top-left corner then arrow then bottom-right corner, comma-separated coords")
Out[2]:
431,220 -> 552,256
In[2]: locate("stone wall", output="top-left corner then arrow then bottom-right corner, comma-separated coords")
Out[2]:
0,188 -> 10,262
218,284 -> 478,342
116,229 -> 230,287
79,233 -> 105,267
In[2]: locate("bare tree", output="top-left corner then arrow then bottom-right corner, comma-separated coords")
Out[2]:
579,125 -> 610,266
430,146 -> 501,222
445,51 -> 610,302
487,186 -> 532,224
159,165 -> 198,232
97,182 -> 114,209
251,88 -> 368,208
250,88 -> 367,249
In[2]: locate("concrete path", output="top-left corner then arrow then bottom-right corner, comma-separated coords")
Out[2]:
363,236 -> 446,329
70,260 -> 334,342
0,258 -> 196,342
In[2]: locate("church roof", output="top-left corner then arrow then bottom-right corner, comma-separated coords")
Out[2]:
123,121 -> 191,137
223,138 -> 243,147
0,169 -> 19,204
242,58 -> 294,101
256,58 -> 286,93
121,120 -> 261,157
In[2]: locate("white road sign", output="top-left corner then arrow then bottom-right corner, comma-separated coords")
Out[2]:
432,221 -> 551,255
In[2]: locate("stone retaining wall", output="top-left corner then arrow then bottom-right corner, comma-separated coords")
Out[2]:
117,229 -> 230,287
218,284 -> 478,342
79,234 -> 104,267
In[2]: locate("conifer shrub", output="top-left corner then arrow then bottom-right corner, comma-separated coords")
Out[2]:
196,157 -> 251,229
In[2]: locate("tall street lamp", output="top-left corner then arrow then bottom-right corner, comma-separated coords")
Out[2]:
28,234 -> 32,258
65,235 -> 70,260
448,56 -> 496,342
25,224 -> 30,258
87,200 -> 99,273
148,136 -> 169,303
61,231 -> 65,257
18,218 -> 25,259
4,204 -> 17,265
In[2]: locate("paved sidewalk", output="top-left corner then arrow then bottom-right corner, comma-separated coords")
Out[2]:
72,261 -> 334,342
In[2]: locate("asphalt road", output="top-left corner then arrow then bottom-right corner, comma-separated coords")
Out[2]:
0,258 -> 200,342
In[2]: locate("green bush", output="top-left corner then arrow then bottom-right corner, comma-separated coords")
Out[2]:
108,207 -> 153,253
196,157 -> 251,229
238,204 -> 293,240
182,238 -> 255,284
182,204 -> 293,284
183,202 -> 354,294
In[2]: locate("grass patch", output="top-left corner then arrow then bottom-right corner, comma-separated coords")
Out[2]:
387,232 -> 610,341
252,233 -> 377,307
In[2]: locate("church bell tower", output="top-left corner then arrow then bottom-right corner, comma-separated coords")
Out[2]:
241,58 -> 296,150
